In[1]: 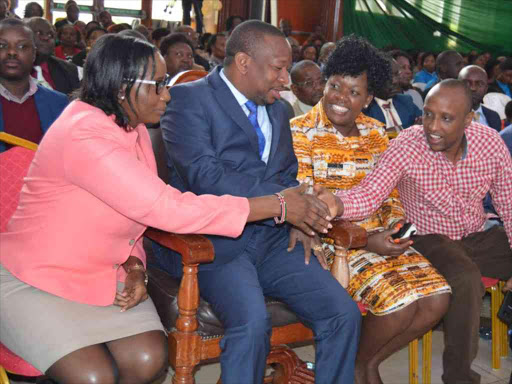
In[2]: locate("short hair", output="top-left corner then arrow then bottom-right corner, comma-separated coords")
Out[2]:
224,20 -> 284,67
300,43 -> 318,61
323,34 -> 391,97
85,26 -> 106,41
57,24 -> 80,43
159,32 -> 193,56
390,49 -> 411,63
206,33 -> 225,54
430,79 -> 472,113
505,100 -> 512,121
118,29 -> 147,41
24,2 -> 43,18
64,0 -> 77,11
500,58 -> 512,72
435,50 -> 460,70
107,23 -> 131,34
485,58 -> 500,79
290,60 -> 319,84
76,34 -> 157,130
151,27 -> 170,43
0,18 -> 35,45
421,52 -> 435,66
85,20 -> 101,32
225,15 -> 243,32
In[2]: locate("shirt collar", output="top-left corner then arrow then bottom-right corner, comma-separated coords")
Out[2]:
0,77 -> 39,104
297,99 -> 313,114
219,68 -> 249,108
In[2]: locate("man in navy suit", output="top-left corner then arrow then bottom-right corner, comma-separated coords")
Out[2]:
363,59 -> 422,130
159,20 -> 360,384
459,65 -> 501,132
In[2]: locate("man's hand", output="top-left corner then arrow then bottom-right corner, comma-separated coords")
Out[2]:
288,227 -> 329,270
114,270 -> 149,312
313,185 -> 343,218
366,222 -> 413,256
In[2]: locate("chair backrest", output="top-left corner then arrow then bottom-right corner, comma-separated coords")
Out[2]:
0,147 -> 36,232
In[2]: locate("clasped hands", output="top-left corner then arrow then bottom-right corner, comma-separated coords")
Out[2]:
113,269 -> 149,312
281,184 -> 342,270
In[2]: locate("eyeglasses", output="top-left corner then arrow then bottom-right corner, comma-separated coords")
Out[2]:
34,30 -> 55,39
125,74 -> 172,94
294,78 -> 327,88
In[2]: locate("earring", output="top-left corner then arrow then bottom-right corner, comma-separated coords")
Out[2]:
119,95 -> 125,101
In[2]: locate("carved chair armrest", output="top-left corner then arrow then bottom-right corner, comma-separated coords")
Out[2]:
325,220 -> 367,249
144,228 -> 214,265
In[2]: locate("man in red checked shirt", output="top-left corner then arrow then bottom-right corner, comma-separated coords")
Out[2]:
331,79 -> 512,384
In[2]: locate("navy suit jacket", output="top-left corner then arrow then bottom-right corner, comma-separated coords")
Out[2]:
0,85 -> 68,152
481,105 -> 501,133
160,67 -> 299,272
363,94 -> 422,129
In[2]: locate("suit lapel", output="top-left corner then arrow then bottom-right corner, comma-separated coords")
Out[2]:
266,103 -> 281,164
209,69 -> 260,155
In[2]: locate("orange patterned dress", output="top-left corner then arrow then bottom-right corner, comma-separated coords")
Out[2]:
291,102 -> 451,315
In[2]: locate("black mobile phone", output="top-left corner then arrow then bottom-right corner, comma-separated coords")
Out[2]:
391,222 -> 416,240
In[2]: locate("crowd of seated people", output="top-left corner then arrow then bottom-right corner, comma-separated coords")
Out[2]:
1,8 -> 512,384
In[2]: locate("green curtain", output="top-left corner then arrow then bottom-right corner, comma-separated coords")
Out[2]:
342,0 -> 512,55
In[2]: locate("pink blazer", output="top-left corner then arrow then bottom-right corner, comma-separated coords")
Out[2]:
0,101 -> 249,306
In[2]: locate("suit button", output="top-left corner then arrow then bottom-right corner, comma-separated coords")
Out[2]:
113,264 -> 119,269
129,239 -> 135,246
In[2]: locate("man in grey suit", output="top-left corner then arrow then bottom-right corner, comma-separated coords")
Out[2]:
158,20 -> 360,384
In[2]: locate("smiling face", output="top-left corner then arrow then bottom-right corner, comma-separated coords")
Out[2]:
0,25 -> 36,82
322,73 -> 373,136
396,55 -> 412,87
423,84 -> 472,163
243,34 -> 291,105
164,42 -> 193,78
121,53 -> 171,128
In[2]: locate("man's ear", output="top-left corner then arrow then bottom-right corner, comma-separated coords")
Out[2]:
290,83 -> 298,95
234,52 -> 251,75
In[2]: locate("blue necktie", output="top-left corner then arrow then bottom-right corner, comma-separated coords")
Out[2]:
245,100 -> 266,159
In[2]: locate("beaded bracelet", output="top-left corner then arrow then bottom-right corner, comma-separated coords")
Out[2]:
274,192 -> 287,224
126,264 -> 149,286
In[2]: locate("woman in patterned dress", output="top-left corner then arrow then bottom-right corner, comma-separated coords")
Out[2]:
290,35 -> 451,384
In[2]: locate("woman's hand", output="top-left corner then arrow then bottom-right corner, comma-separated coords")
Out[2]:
366,223 -> 413,256
281,184 -> 333,236
288,227 -> 329,270
114,270 -> 149,312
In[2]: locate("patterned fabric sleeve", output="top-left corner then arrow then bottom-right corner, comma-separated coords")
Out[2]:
376,189 -> 405,230
291,125 -> 313,185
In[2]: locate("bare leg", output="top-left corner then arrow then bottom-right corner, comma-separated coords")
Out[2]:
367,294 -> 450,384
106,330 -> 168,384
46,344 -> 118,384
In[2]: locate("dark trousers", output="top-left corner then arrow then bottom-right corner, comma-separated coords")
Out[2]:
412,226 -> 512,384
182,0 -> 203,33
197,226 -> 361,384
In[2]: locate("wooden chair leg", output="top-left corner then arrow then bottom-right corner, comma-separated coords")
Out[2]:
422,330 -> 432,384
499,282 -> 509,358
409,338 -> 419,384
490,284 -> 501,369
267,346 -> 314,384
0,366 -> 9,384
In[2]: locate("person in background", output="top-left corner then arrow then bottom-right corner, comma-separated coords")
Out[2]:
289,60 -> 325,117
279,18 -> 299,47
488,58 -> 512,97
175,24 -> 209,71
54,0 -> 79,30
468,52 -> 487,68
318,41 -> 335,68
23,1 -> 43,19
26,17 -> 80,95
391,50 -> 423,110
501,101 -> 512,154
423,50 -> 464,97
225,15 -> 243,35
413,52 -> 436,86
290,35 -> 450,384
459,65 -> 501,132
72,26 -> 106,67
207,33 -> 226,70
150,27 -> 169,49
107,23 -> 130,34
300,43 -> 317,62
486,58 -> 501,85
0,19 -> 68,152
84,20 -> 100,34
134,24 -> 150,41
181,0 -> 203,33
159,33 -> 194,78
364,58 -> 422,131
287,36 -> 300,65
98,10 -> 114,30
0,0 -> 9,20
55,24 -> 80,61
73,20 -> 86,49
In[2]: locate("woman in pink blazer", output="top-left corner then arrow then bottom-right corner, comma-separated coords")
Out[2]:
0,34 -> 336,384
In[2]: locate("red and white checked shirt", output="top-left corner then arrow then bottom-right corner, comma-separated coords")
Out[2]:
337,122 -> 512,248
